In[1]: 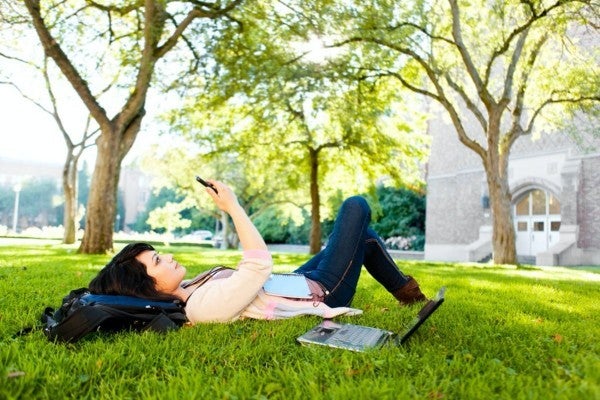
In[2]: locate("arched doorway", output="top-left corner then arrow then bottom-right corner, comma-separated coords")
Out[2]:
514,189 -> 561,256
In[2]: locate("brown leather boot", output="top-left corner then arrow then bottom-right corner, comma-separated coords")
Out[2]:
391,276 -> 427,305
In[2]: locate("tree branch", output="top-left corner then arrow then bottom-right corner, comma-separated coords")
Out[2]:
116,0 -> 166,132
336,36 -> 487,159
485,0 -> 576,85
86,0 -> 143,15
500,28 -> 531,107
356,20 -> 457,47
24,0 -> 111,129
448,0 -> 492,107
155,8 -> 204,59
444,76 -> 488,132
156,0 -> 244,58
378,70 -> 441,101
42,56 -> 74,149
504,33 -> 549,150
525,94 -> 600,134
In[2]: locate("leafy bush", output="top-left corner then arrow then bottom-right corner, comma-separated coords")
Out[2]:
252,207 -> 312,244
370,186 -> 426,250
253,207 -> 292,243
385,236 -> 419,251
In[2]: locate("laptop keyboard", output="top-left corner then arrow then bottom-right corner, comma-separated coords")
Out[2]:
329,325 -> 385,348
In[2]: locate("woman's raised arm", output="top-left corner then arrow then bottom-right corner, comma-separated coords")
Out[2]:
203,180 -> 268,252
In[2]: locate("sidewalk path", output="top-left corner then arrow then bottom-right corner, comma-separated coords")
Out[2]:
267,243 -> 424,260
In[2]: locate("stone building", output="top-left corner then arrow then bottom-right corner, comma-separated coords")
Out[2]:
424,111 -> 599,266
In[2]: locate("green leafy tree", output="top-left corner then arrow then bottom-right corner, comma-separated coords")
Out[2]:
131,187 -> 183,233
147,201 -> 191,237
19,0 -> 246,253
252,207 -> 293,244
0,184 -> 19,228
334,0 -> 600,264
140,145 -> 286,249
170,1 -> 429,253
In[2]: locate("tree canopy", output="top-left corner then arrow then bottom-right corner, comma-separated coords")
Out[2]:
1,0 -> 597,261
8,0 -> 249,253
162,1 -> 430,252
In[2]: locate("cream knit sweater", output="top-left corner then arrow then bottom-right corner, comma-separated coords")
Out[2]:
184,250 -> 361,324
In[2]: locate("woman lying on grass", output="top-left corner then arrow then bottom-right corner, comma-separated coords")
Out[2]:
89,180 -> 427,324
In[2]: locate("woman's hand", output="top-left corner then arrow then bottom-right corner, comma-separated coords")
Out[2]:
204,180 -> 241,214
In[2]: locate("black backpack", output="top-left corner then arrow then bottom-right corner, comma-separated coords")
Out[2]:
40,288 -> 188,343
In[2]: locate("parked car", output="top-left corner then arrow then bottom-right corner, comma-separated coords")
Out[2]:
179,230 -> 213,242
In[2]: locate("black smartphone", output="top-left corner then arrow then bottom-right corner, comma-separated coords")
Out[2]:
195,176 -> 218,194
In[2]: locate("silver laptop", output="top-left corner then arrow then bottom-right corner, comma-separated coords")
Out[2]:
297,287 -> 446,352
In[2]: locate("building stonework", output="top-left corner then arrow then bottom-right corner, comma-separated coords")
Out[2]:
426,171 -> 488,245
580,157 -> 600,249
425,117 -> 600,266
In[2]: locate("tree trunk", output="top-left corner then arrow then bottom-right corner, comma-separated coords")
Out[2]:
62,155 -> 78,244
485,116 -> 517,265
78,132 -> 122,253
308,148 -> 321,254
488,175 -> 517,264
220,210 -> 229,250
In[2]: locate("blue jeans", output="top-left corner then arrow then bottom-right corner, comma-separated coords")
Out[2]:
294,196 -> 410,308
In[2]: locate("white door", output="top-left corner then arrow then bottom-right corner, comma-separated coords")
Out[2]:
530,219 -> 547,254
514,189 -> 561,256
515,219 -> 530,255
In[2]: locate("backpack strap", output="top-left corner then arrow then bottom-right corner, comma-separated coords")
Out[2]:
142,313 -> 181,333
44,305 -> 119,343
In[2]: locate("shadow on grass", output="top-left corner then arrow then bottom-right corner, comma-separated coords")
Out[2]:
354,261 -> 599,347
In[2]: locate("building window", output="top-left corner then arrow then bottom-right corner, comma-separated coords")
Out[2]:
516,196 -> 529,215
516,189 -> 561,216
548,194 -> 560,214
531,189 -> 546,215
533,221 -> 545,231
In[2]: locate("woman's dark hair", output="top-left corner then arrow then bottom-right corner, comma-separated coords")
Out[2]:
89,243 -> 175,300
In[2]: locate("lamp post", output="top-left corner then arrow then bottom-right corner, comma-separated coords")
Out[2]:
12,183 -> 22,233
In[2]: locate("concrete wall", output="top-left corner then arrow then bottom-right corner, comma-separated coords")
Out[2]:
580,156 -> 600,249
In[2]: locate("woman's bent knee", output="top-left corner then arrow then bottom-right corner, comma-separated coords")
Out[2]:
342,196 -> 370,215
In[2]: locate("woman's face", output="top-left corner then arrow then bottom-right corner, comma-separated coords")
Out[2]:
136,250 -> 187,295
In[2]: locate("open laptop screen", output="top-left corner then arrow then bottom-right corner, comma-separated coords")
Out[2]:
396,286 -> 446,345
297,286 -> 446,351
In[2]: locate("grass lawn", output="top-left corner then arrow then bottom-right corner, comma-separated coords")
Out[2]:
0,240 -> 599,399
